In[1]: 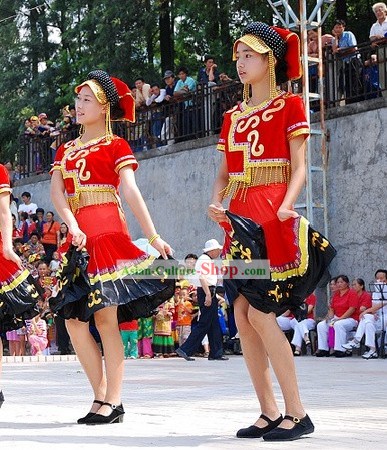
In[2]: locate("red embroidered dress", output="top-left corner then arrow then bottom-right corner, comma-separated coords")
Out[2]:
218,93 -> 336,314
0,165 -> 40,332
50,136 -> 174,322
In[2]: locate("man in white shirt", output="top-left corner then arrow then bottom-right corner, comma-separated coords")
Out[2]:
176,239 -> 228,361
17,191 -> 38,219
370,3 -> 387,94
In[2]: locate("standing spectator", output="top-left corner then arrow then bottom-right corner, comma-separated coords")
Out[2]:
137,317 -> 154,359
370,2 -> 387,95
35,208 -> 46,236
17,191 -> 37,219
146,83 -> 166,147
133,77 -> 151,108
331,19 -> 363,103
18,212 -> 30,243
175,288 -> 193,346
27,313 -> 48,356
315,275 -> 359,357
40,211 -> 60,262
161,70 -> 177,144
119,320 -> 139,359
291,293 -> 317,356
176,239 -> 227,361
197,55 -> 220,85
174,67 -> 197,140
153,299 -> 175,357
343,270 -> 387,359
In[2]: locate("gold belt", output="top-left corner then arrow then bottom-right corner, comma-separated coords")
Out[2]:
221,164 -> 291,201
67,190 -> 118,213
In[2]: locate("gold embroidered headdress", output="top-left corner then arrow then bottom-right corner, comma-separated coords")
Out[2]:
233,22 -> 302,101
75,70 -> 135,141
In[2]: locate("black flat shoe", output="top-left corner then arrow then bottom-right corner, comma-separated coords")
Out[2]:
263,414 -> 314,441
208,356 -> 229,361
315,350 -> 330,357
85,402 -> 125,425
236,414 -> 283,438
77,399 -> 104,424
0,391 -> 4,409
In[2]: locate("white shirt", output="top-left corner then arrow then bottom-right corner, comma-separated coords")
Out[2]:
146,89 -> 166,106
18,202 -> 38,216
193,254 -> 219,288
369,19 -> 387,38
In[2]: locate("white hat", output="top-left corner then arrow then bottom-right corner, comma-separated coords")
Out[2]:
203,239 -> 223,253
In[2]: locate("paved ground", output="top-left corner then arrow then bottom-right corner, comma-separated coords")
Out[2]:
0,354 -> 386,449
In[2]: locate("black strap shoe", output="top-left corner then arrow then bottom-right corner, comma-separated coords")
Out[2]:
263,414 -> 315,441
85,402 -> 125,425
236,414 -> 283,438
77,399 -> 104,424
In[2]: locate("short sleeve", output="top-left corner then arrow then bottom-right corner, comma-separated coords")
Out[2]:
349,290 -> 359,309
286,95 -> 310,141
49,143 -> 67,175
113,138 -> 139,173
0,164 -> 11,195
217,110 -> 232,152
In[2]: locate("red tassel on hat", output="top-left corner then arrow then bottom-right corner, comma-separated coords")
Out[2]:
111,77 -> 136,123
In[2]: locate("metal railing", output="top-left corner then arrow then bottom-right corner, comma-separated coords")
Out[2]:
17,40 -> 386,178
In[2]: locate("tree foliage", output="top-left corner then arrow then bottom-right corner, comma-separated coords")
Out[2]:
0,0 -> 376,161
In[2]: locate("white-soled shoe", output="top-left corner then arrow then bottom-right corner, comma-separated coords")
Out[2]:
362,349 -> 378,360
342,340 -> 360,350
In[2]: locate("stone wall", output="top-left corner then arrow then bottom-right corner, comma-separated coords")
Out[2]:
13,98 -> 387,287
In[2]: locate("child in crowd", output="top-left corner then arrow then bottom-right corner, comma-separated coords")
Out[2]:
27,313 -> 48,356
176,288 -> 193,346
153,299 -> 175,357
49,251 -> 61,275
119,320 -> 139,359
137,317 -> 154,359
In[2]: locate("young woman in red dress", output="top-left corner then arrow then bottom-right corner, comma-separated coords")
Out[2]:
0,164 -> 40,408
208,22 -> 335,441
50,70 -> 174,425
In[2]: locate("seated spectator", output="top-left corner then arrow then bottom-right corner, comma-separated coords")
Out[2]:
315,275 -> 359,357
291,293 -> 317,356
146,83 -> 166,147
27,231 -> 46,258
342,270 -> 387,359
276,310 -> 296,333
197,55 -> 220,85
17,191 -> 37,219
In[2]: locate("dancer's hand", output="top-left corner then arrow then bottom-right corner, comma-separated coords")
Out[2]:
69,225 -> 87,251
151,237 -> 173,260
277,205 -> 299,222
208,202 -> 227,223
2,246 -> 22,269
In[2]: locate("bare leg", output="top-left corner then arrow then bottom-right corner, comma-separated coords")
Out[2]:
234,296 -> 280,427
66,318 -> 106,413
8,341 -> 16,356
94,306 -> 124,416
247,307 -> 305,429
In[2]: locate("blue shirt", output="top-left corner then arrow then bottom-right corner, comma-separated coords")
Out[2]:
338,31 -> 358,62
175,77 -> 197,107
